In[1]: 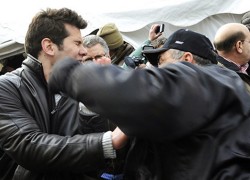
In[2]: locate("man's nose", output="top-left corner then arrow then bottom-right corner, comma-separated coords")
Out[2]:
80,46 -> 87,56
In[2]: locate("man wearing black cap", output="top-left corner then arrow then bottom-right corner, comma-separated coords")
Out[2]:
143,28 -> 218,67
48,29 -> 250,180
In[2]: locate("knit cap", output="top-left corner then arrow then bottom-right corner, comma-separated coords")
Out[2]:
97,23 -> 123,50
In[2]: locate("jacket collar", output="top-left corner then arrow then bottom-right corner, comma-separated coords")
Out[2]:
22,54 -> 47,83
216,55 -> 241,72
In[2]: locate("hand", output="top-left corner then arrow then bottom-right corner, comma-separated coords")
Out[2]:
111,127 -> 129,150
136,63 -> 147,69
148,24 -> 163,41
93,56 -> 112,65
48,57 -> 81,94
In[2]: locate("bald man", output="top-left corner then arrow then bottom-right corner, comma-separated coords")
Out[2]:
214,23 -> 250,89
214,23 -> 250,74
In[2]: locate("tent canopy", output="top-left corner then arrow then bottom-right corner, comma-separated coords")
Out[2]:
0,0 -> 249,60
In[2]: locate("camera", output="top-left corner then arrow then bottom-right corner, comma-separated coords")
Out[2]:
124,56 -> 144,69
155,24 -> 165,34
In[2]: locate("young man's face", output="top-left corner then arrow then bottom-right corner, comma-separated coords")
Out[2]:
55,24 -> 87,63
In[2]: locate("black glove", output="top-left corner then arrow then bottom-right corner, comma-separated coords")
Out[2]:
48,57 -> 81,94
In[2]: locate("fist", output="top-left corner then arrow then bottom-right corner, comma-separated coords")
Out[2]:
48,57 -> 80,94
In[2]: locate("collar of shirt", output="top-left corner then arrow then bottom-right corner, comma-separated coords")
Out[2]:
240,63 -> 249,75
223,58 -> 249,75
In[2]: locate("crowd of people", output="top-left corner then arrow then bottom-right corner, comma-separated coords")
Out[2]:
0,7 -> 249,180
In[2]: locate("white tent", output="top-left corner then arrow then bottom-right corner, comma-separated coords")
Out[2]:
0,0 -> 249,60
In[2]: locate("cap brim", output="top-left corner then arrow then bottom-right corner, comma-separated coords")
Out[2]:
143,47 -> 168,54
142,48 -> 168,66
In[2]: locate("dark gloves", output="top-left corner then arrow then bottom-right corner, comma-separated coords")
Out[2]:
48,57 -> 81,94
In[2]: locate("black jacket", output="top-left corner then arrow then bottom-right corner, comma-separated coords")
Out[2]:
111,42 -> 135,65
78,103 -> 128,177
49,59 -> 250,180
0,56 -> 105,180
217,55 -> 250,90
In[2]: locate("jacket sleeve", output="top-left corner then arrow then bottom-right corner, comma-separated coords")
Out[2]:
0,75 -> 105,172
50,60 -> 250,142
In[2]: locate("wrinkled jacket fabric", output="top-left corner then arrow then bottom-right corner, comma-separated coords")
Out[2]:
217,55 -> 250,92
78,105 -> 128,176
50,60 -> 250,180
0,56 -> 105,180
111,42 -> 134,65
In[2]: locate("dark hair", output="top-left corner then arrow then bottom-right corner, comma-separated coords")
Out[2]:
192,54 -> 213,65
214,32 -> 246,53
25,8 -> 87,59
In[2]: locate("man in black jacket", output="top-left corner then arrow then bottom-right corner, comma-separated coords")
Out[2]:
48,29 -> 250,180
0,8 -> 127,180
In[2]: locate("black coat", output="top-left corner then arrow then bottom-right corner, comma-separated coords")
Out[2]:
78,104 -> 128,177
49,59 -> 250,180
0,56 -> 105,180
216,55 -> 250,91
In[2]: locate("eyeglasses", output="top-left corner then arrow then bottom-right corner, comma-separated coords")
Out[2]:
84,53 -> 107,62
240,39 -> 250,44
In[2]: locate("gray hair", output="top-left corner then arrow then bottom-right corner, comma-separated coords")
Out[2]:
83,35 -> 109,54
170,49 -> 213,65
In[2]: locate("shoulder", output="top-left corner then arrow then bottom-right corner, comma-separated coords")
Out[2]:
160,62 -> 243,89
0,69 -> 22,88
123,41 -> 135,51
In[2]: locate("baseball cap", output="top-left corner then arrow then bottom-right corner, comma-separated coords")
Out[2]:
143,29 -> 217,65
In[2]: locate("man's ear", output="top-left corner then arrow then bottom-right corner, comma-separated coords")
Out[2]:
41,38 -> 55,56
182,52 -> 196,64
235,40 -> 243,53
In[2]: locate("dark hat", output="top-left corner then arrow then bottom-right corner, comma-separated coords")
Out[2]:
97,23 -> 123,50
143,29 -> 217,65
